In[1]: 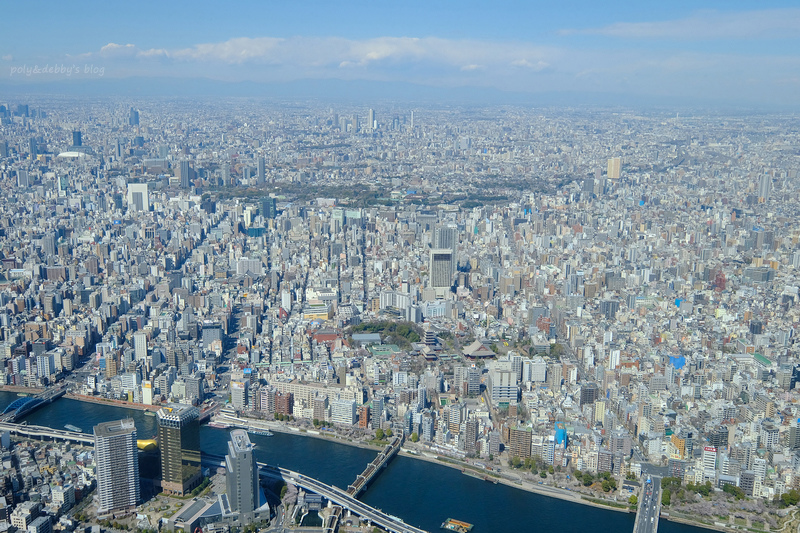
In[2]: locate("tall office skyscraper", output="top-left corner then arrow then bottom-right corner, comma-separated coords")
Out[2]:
261,197 -> 277,219
94,418 -> 140,515
607,157 -> 621,180
221,163 -> 231,185
157,405 -> 201,495
29,138 -> 37,159
257,157 -> 265,185
429,248 -> 454,296
180,161 -> 191,189
225,430 -> 259,516
42,232 -> 57,257
72,131 -> 82,147
368,108 -> 376,131
16,170 -> 29,188
129,107 -> 139,126
758,174 -> 772,202
127,183 -> 149,212
434,225 -> 458,252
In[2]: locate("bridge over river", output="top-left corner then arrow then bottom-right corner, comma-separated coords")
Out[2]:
203,435 -> 417,533
0,386 -> 67,423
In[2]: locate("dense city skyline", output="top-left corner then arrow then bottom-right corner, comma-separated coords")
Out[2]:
1,94 -> 800,532
1,2 -> 800,531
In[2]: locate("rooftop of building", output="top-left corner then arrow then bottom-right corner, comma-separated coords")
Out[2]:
93,418 -> 136,438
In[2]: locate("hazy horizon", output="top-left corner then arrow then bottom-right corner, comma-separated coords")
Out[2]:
2,1 -> 799,109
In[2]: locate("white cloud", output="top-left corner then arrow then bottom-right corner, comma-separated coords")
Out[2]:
168,37 -> 283,63
99,42 -> 138,57
565,8 -> 800,40
137,48 -> 168,58
511,59 -> 549,71
114,36 -> 555,72
67,33 -> 800,105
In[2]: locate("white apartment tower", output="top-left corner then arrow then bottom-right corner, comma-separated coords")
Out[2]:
94,418 -> 140,515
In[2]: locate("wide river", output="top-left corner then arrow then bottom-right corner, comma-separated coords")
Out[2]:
0,391 -> 707,533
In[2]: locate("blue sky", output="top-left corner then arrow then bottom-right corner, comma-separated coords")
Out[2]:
2,1 -> 800,105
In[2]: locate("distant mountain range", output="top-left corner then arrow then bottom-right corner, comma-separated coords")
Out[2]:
0,76 -> 790,111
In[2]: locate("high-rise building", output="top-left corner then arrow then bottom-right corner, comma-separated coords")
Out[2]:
609,429 -> 632,457
0,140 -> 8,158
225,430 -> 259,517
184,376 -> 204,405
599,299 -> 619,320
429,248 -> 454,296
434,226 -> 458,252
702,446 -> 717,477
94,418 -> 140,515
466,367 -> 481,396
180,160 -> 191,189
597,448 -> 613,473
129,107 -> 139,126
330,398 -> 357,425
607,157 -> 621,180
758,174 -> 772,202
509,426 -> 532,459
41,232 -> 56,257
36,353 -> 55,378
357,404 -> 370,428
487,369 -> 518,404
261,197 -> 277,219
16,170 -> 29,188
231,380 -> 249,411
368,108 -> 376,131
275,391 -> 293,415
463,419 -> 478,454
133,331 -> 147,361
157,405 -> 202,495
448,401 -> 465,433
127,183 -> 149,212
371,396 -> 384,428
72,131 -> 82,147
580,382 -> 599,406
56,174 -> 69,196
221,163 -> 231,185
257,157 -> 265,185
